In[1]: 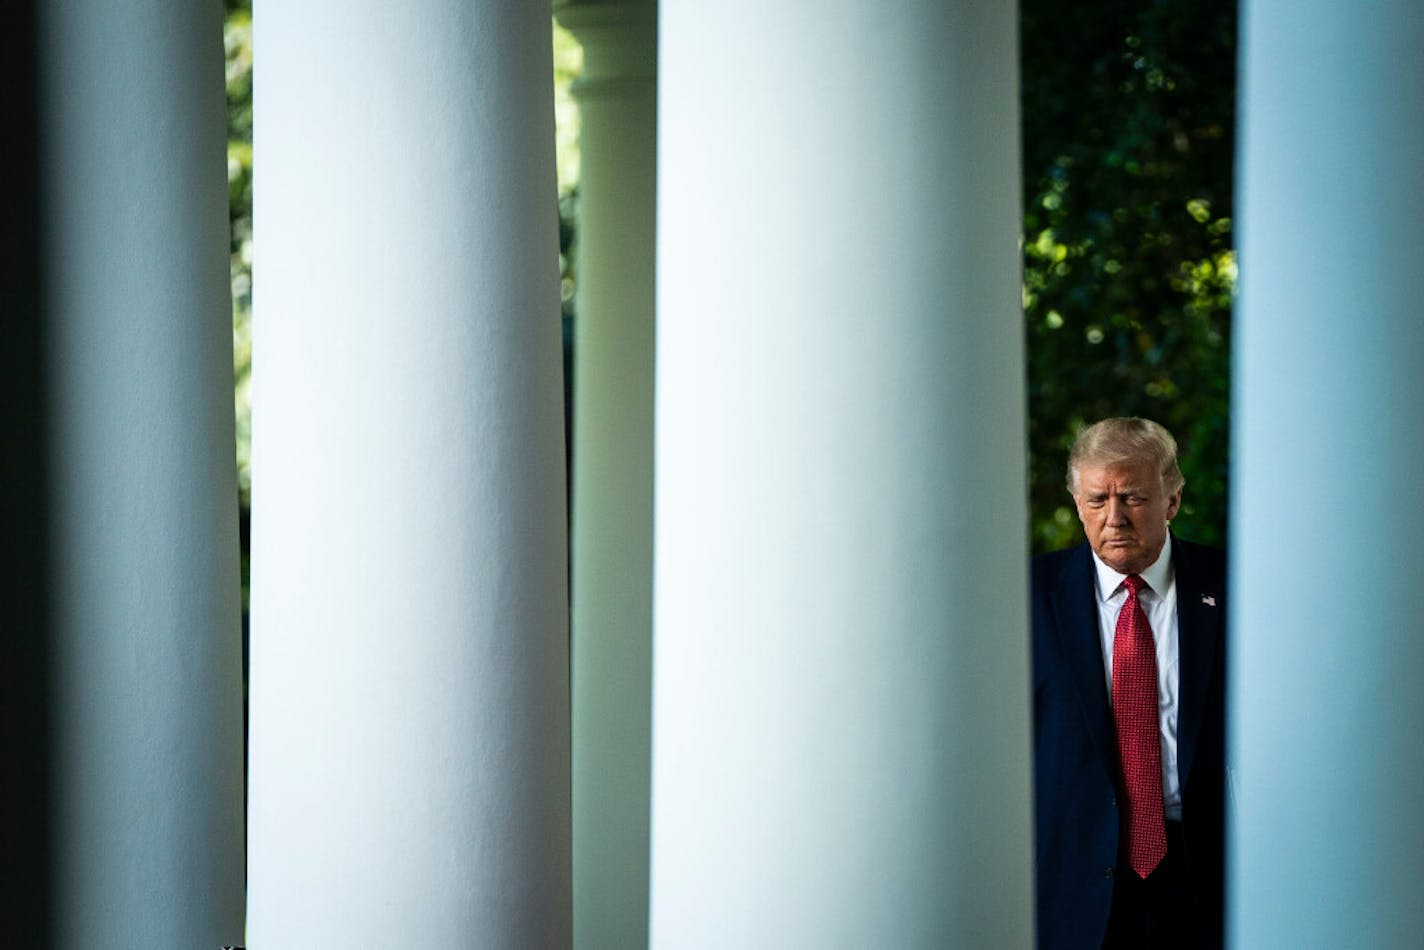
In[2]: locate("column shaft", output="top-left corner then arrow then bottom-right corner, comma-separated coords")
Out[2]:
40,0 -> 246,945
651,1 -> 1033,944
557,2 -> 658,947
1231,3 -> 1424,946
247,1 -> 572,945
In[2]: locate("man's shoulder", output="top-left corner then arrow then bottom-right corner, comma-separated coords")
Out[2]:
1030,542 -> 1090,589
1032,541 -> 1090,569
1171,535 -> 1227,578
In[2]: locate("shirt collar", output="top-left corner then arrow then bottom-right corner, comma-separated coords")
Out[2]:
1090,534 -> 1175,603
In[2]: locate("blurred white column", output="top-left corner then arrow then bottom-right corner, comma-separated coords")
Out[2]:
40,1 -> 245,946
247,1 -> 572,945
1231,3 -> 1424,947
555,2 -> 658,947
651,1 -> 1033,945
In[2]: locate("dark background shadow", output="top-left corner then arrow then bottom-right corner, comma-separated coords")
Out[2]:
1,0 -> 55,944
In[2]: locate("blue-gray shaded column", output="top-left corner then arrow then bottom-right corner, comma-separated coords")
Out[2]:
246,1 -> 572,945
555,2 -> 658,947
650,1 -> 1033,944
40,1 -> 246,945
1231,3 -> 1424,947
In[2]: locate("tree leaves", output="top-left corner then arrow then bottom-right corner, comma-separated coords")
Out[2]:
1022,0 -> 1236,551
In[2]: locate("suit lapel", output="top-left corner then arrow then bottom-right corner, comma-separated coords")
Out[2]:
1050,543 -> 1117,780
1172,536 -> 1223,789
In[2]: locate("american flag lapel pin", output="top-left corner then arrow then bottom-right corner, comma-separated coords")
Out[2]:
1201,594 -> 1217,607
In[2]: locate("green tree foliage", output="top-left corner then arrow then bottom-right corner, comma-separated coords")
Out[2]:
225,0 -> 254,780
225,0 -> 252,634
1021,0 -> 1236,552
554,23 -> 582,409
226,0 -> 252,501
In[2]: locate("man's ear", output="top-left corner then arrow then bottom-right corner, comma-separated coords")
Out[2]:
1165,488 -> 1182,522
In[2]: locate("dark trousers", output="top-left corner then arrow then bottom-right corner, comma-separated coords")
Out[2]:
1103,821 -> 1210,949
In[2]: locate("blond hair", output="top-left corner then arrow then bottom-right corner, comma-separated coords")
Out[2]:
1067,417 -> 1184,495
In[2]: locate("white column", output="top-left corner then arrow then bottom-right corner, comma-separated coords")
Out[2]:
651,1 -> 1032,945
555,2 -> 658,947
1231,3 -> 1424,947
40,1 -> 246,946
247,1 -> 571,945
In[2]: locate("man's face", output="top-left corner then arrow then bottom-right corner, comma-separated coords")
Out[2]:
1072,459 -> 1182,575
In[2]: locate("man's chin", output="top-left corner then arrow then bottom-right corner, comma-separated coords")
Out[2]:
1097,546 -> 1144,574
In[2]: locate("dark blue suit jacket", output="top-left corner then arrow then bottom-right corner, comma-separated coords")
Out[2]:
1030,536 -> 1226,950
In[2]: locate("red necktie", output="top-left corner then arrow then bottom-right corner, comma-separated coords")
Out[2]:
1113,574 -> 1167,878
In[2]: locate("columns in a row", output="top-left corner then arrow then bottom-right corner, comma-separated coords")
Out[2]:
1231,2 -> 1424,946
650,1 -> 1033,944
555,1 -> 659,947
246,1 -> 572,944
40,1 -> 246,945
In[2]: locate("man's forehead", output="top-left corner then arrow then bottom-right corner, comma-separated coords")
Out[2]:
1075,460 -> 1159,489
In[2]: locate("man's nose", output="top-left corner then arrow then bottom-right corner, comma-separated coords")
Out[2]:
1105,498 -> 1128,524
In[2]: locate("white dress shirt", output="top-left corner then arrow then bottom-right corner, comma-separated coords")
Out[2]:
1090,541 -> 1182,821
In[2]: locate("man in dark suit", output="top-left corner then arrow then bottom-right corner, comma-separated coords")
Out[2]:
1031,418 -> 1226,949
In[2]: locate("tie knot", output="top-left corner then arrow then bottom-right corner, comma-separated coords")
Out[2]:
1123,574 -> 1146,595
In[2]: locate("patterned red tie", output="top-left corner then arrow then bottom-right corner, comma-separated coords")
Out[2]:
1113,574 -> 1167,878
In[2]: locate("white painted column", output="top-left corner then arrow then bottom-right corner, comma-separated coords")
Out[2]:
247,1 -> 572,945
40,1 -> 246,946
651,1 -> 1033,945
555,2 -> 658,946
1231,4 -> 1424,947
